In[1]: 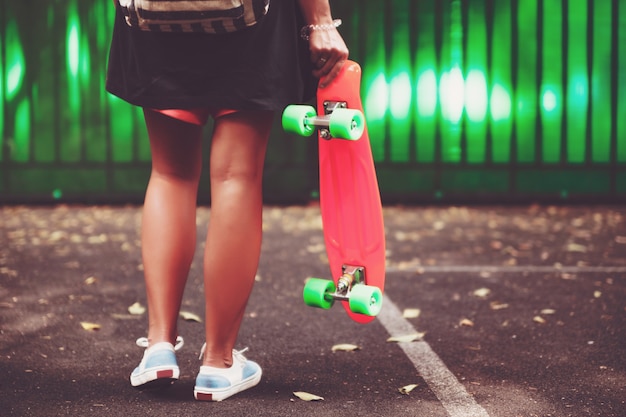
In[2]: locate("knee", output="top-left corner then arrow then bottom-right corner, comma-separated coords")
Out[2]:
210,160 -> 263,187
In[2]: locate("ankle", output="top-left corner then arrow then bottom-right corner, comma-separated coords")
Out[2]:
142,335 -> 184,351
201,356 -> 233,369
147,331 -> 180,347
199,344 -> 233,368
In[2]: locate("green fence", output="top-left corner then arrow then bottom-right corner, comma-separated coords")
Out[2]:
1,0 -> 625,204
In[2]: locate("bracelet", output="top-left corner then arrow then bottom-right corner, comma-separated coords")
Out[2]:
300,19 -> 342,41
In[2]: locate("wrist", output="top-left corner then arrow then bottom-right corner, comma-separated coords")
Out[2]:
300,19 -> 342,41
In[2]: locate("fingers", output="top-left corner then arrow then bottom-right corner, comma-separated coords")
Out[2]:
308,30 -> 349,88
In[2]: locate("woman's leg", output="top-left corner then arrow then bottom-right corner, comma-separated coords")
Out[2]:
201,110 -> 273,368
141,109 -> 204,346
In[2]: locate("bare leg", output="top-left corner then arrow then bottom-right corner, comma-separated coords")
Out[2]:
141,109 -> 204,346
201,110 -> 273,368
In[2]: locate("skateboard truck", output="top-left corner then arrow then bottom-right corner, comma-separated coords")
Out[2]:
303,264 -> 383,317
318,101 -> 347,140
334,265 -> 365,301
281,103 -> 365,141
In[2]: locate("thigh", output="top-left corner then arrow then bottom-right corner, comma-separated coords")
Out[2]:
143,109 -> 205,181
209,111 -> 274,182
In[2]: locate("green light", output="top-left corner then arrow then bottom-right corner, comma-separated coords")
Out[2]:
80,36 -> 91,86
65,1 -> 81,126
5,21 -> 25,101
7,64 -> 24,98
465,70 -> 488,123
416,69 -> 437,118
389,72 -> 412,120
13,98 -> 31,162
542,89 -> 558,112
571,77 -> 587,98
439,67 -> 464,124
67,21 -> 80,78
364,73 -> 388,123
490,84 -> 512,121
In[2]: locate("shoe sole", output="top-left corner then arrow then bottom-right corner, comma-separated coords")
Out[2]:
130,366 -> 180,389
194,372 -> 262,402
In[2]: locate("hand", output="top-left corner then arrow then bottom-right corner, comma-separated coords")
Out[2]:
308,29 -> 349,88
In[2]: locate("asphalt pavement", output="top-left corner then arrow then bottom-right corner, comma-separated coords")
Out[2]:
1,204 -> 625,416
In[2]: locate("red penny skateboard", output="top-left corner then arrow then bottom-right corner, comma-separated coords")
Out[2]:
282,60 -> 386,324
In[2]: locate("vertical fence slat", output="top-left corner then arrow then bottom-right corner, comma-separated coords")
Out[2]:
591,0 -> 612,164
515,0 -> 538,163
565,0 -> 588,164
540,0 -> 561,164
414,0 -> 437,164
617,1 -> 626,165
490,0 -> 512,164
464,0 -> 488,164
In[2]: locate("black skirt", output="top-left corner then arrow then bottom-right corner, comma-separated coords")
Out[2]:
106,0 -> 316,111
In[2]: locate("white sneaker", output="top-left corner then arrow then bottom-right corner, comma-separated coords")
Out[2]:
130,336 -> 184,388
194,347 -> 262,401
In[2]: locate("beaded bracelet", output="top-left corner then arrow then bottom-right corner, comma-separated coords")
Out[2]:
300,19 -> 342,41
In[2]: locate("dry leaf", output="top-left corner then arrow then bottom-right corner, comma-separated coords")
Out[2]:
331,344 -> 361,352
128,302 -> 146,315
566,243 -> 587,253
460,318 -> 474,327
490,301 -> 509,310
84,276 -> 98,285
80,322 -> 101,331
180,311 -> 203,322
402,308 -> 421,319
399,384 -> 418,395
387,332 -> 425,343
293,391 -> 324,401
473,288 -> 491,298
87,234 -> 108,244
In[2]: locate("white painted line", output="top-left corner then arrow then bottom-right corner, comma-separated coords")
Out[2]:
378,295 -> 490,417
386,265 -> 626,274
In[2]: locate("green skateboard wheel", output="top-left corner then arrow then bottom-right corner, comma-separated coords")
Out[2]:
303,278 -> 336,309
349,284 -> 383,316
328,108 -> 365,140
282,105 -> 317,137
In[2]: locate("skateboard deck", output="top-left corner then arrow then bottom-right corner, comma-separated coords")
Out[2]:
282,60 -> 386,324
